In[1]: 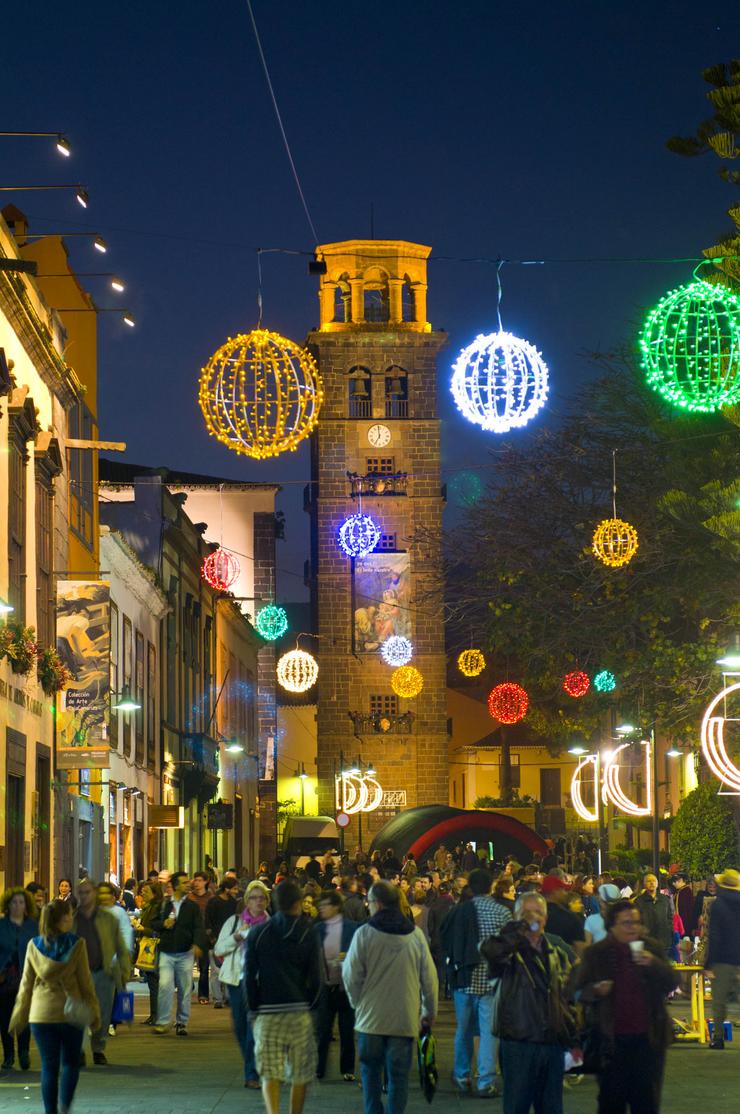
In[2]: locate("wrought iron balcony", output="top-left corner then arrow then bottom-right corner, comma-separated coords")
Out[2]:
347,471 -> 408,497
349,711 -> 415,735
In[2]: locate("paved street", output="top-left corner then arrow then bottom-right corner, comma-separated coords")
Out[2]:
0,985 -> 738,1113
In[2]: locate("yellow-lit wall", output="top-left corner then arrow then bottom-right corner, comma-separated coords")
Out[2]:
277,705 -> 318,823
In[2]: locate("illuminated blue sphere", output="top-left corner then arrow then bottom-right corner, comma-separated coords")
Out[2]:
338,513 -> 381,558
381,635 -> 413,667
593,670 -> 616,693
451,330 -> 549,433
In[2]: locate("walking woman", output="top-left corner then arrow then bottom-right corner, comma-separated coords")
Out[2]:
10,899 -> 100,1114
0,888 -> 38,1070
135,881 -> 163,1025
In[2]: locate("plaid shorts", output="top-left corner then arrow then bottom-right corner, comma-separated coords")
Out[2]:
253,1010 -> 317,1083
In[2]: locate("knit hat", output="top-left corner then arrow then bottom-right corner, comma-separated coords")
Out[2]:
597,883 -> 621,902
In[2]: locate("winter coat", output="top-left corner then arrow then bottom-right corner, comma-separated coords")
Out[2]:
704,888 -> 740,968
214,910 -> 269,987
10,936 -> 101,1031
245,912 -> 322,1013
439,900 -> 483,990
0,916 -> 37,978
632,891 -> 673,956
72,907 -> 131,989
151,897 -> 206,955
481,924 -> 575,1045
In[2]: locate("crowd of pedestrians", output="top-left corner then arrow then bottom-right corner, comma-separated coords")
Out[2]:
0,844 -> 737,1114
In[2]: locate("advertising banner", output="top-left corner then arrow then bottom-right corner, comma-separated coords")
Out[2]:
353,552 -> 411,653
56,580 -> 111,769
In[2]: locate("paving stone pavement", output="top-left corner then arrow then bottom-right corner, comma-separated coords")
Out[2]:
0,984 -> 738,1112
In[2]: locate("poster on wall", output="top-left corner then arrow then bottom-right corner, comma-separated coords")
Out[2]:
353,552 -> 411,653
56,580 -> 111,769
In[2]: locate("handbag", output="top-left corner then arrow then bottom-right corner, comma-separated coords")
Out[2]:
111,989 -> 135,1024
63,990 -> 94,1029
135,935 -> 160,972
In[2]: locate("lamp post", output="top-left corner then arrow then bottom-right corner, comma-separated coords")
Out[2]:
0,131 -> 72,156
0,185 -> 89,207
295,762 -> 308,814
21,232 -> 108,252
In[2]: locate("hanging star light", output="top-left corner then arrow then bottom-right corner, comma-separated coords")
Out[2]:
391,665 -> 424,699
381,636 -> 413,667
563,671 -> 590,698
487,682 -> 528,724
201,547 -> 240,591
458,648 -> 486,677
338,513 -> 381,558
255,604 -> 288,641
276,648 -> 318,693
592,518 -> 639,568
639,279 -> 740,413
199,328 -> 323,459
451,331 -> 549,433
593,669 -> 617,693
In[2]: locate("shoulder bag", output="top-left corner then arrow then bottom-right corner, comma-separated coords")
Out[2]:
61,961 -> 94,1030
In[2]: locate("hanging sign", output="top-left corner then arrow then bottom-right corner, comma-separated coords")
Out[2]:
335,773 -> 383,815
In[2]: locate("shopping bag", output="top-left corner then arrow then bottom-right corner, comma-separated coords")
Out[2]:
417,1026 -> 438,1103
135,935 -> 159,972
111,990 -> 135,1024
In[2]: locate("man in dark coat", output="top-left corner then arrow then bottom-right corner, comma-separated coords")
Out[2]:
704,868 -> 740,1049
632,874 -> 673,957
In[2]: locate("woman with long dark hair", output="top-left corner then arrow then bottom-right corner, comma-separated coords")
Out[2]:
0,888 -> 37,1071
10,899 -> 99,1114
135,881 -> 163,1025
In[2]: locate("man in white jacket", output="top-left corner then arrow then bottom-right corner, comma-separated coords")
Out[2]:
342,880 -> 438,1114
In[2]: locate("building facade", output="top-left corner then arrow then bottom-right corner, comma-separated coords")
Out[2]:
308,240 -> 449,847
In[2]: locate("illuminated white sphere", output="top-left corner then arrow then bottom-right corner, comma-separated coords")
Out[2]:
276,649 -> 318,693
451,330 -> 549,433
380,635 -> 413,666
338,513 -> 381,558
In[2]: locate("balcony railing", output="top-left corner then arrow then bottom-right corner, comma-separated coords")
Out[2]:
348,471 -> 408,497
348,711 -> 415,735
385,398 -> 408,418
348,398 -> 372,418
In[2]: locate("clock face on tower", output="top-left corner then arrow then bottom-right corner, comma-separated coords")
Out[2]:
367,424 -> 391,448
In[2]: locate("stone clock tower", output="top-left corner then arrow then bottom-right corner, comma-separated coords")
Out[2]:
307,240 -> 449,844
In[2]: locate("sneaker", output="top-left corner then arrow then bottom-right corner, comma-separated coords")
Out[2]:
476,1083 -> 501,1098
152,1026 -> 169,1034
176,1024 -> 188,1037
343,1073 -> 356,1082
1,1059 -> 13,1071
93,1052 -> 108,1066
245,1080 -> 261,1089
213,1001 -> 224,1010
709,1038 -> 725,1050
140,1016 -> 154,1026
453,1077 -> 472,1093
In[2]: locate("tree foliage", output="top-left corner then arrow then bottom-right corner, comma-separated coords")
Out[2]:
670,782 -> 739,876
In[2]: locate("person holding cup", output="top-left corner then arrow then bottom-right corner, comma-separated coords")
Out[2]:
574,899 -> 677,1114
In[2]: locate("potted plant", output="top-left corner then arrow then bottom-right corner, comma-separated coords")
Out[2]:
0,622 -> 38,675
37,646 -> 70,695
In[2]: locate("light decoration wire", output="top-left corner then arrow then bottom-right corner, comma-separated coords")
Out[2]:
450,261 -> 549,433
255,604 -> 288,641
639,271 -> 740,413
592,450 -> 639,568
277,646 -> 319,693
458,648 -> 486,677
380,635 -> 413,667
593,669 -> 617,693
563,670 -> 590,698
701,680 -> 740,793
201,547 -> 240,591
199,329 -> 323,460
391,665 -> 424,699
335,772 -> 384,814
338,512 -> 381,558
601,740 -> 652,817
487,682 -> 529,724
570,754 -> 600,823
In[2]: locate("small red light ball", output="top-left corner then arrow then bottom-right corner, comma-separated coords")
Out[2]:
487,682 -> 529,724
563,671 -> 590,698
201,547 -> 240,591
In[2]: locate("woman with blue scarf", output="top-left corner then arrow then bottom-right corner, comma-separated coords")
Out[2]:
10,899 -> 99,1114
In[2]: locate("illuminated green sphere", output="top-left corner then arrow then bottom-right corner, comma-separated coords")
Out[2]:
255,604 -> 288,641
593,670 -> 616,693
639,280 -> 740,413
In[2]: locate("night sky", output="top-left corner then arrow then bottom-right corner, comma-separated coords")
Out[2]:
3,2 -> 737,600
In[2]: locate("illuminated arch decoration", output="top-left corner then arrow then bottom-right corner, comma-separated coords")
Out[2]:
381,636 -> 413,667
701,680 -> 740,793
563,670 -> 590,698
592,518 -> 639,568
199,328 -> 323,459
391,665 -> 424,699
451,331 -> 549,433
338,513 -> 381,558
458,648 -> 486,677
201,547 -> 240,591
639,279 -> 740,413
570,755 -> 600,823
602,740 -> 652,817
593,669 -> 617,693
336,773 -> 384,815
255,604 -> 288,641
276,648 -> 318,693
487,682 -> 529,724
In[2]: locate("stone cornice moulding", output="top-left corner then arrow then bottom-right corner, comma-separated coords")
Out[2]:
101,528 -> 169,618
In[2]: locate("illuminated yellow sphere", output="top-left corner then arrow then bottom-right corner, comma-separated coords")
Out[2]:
199,329 -> 324,460
592,518 -> 639,568
458,648 -> 486,677
391,665 -> 424,699
276,649 -> 319,693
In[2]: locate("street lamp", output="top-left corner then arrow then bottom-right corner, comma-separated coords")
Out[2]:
295,762 -> 308,814
0,131 -> 72,157
225,741 -> 244,754
36,272 -> 126,294
20,232 -> 108,252
568,744 -> 588,756
111,684 -> 140,712
51,307 -> 135,327
0,601 -> 14,616
0,184 -> 90,208
615,723 -> 636,736
666,747 -> 682,758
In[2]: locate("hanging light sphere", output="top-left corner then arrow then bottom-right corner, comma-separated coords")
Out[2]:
639,279 -> 740,413
593,669 -> 617,693
338,513 -> 381,558
255,604 -> 289,641
451,331 -> 550,433
381,636 -> 413,667
391,665 -> 424,699
563,670 -> 590,698
276,648 -> 318,693
592,518 -> 639,568
201,547 -> 240,591
487,682 -> 529,724
198,329 -> 324,459
458,648 -> 486,677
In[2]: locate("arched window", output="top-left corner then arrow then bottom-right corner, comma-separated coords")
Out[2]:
334,277 -> 350,323
401,277 -> 415,323
384,366 -> 408,418
348,366 -> 372,418
362,267 -> 389,322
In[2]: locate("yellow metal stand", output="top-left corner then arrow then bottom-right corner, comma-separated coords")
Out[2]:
672,964 -> 707,1044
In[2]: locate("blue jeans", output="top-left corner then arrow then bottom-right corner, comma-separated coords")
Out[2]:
228,982 -> 257,1082
30,1023 -> 84,1114
90,969 -> 116,1054
453,989 -> 497,1090
500,1040 -> 564,1114
358,1032 -> 413,1114
156,951 -> 194,1027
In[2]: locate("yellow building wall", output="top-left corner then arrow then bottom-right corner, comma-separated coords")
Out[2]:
277,705 -> 318,828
